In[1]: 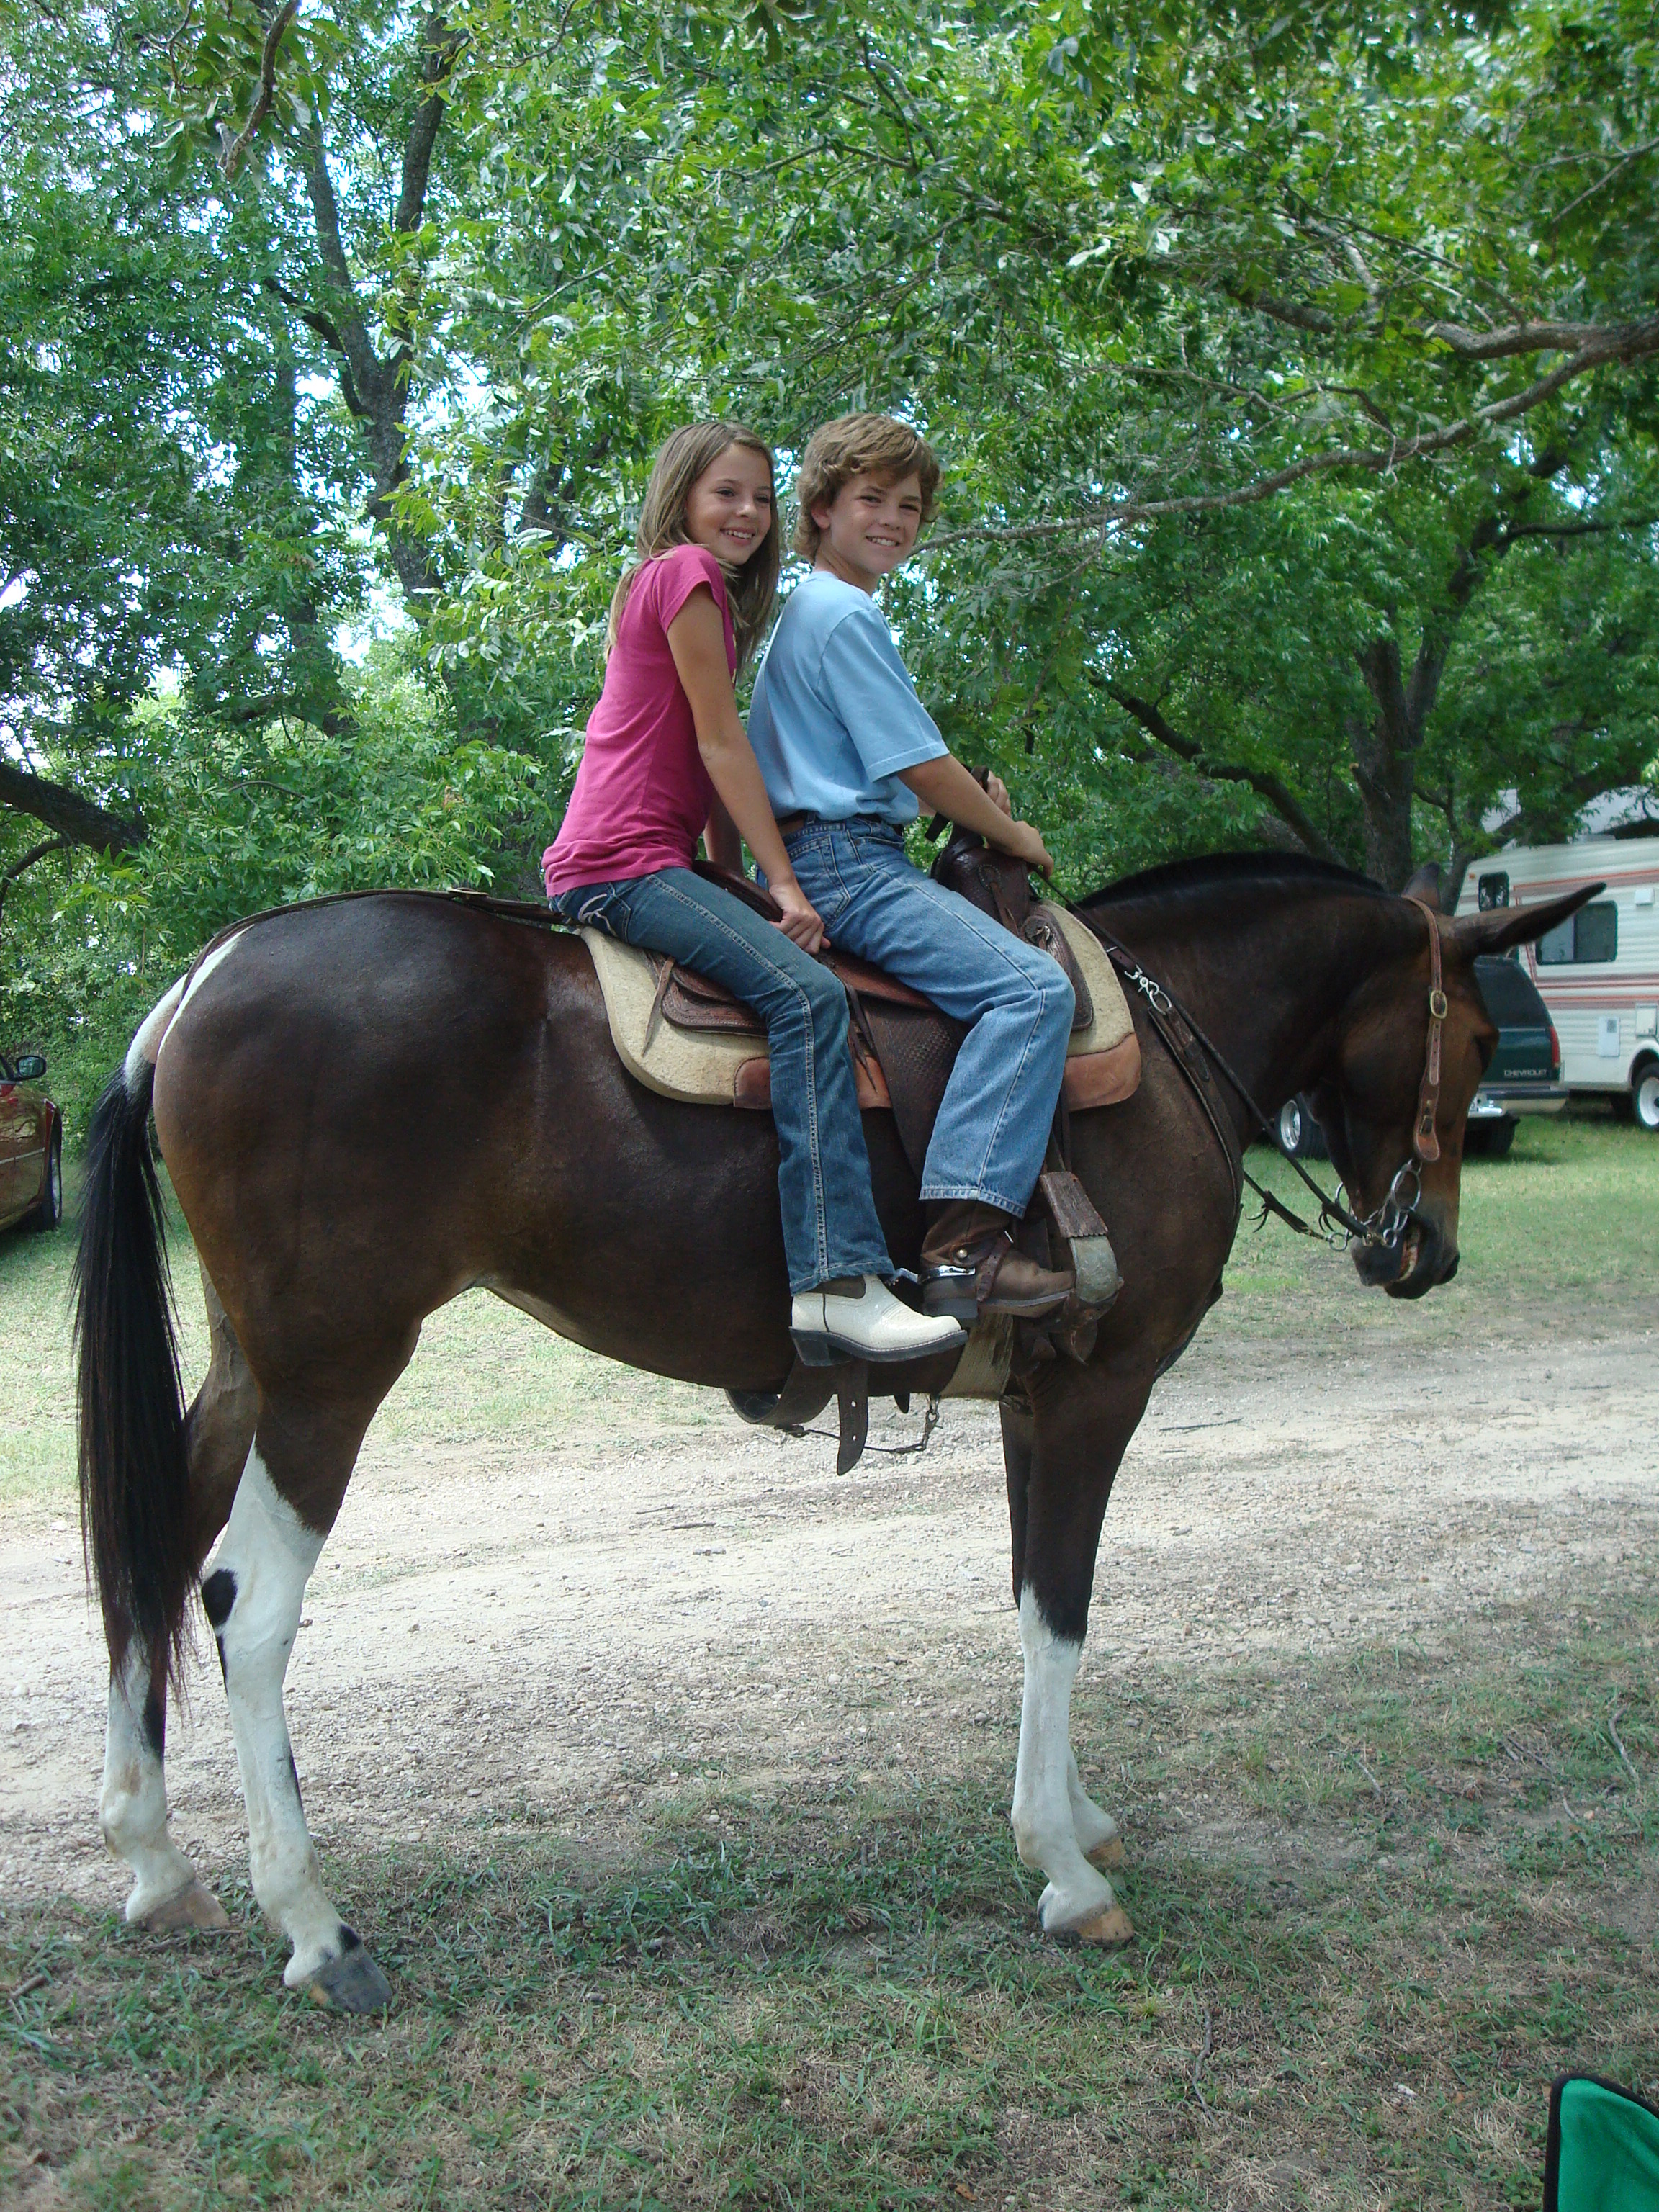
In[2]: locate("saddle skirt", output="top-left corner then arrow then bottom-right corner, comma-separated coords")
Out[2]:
580,899 -> 1140,1118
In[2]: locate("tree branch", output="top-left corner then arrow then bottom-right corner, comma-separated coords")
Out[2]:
0,762 -> 146,855
1421,317 -> 1612,361
1220,282 -> 1338,335
1,835 -> 69,888
260,272 -> 342,354
1550,136 -> 1659,230
218,0 -> 300,182
297,120 -> 379,398
1093,676 -> 1344,864
394,12 -> 458,235
924,315 -> 1659,552
0,835 -> 70,928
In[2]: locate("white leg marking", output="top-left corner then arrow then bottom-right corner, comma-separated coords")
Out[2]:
122,978 -> 186,1100
208,1447 -> 343,1987
1010,1588 -> 1120,1935
99,1647 -> 201,1921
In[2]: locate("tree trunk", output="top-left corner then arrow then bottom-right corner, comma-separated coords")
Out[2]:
1351,633 -> 1444,889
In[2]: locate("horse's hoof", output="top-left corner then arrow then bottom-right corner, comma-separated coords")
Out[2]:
305,1942 -> 391,2013
1075,1905 -> 1136,1946
1085,1835 -> 1125,1870
142,1880 -> 231,1933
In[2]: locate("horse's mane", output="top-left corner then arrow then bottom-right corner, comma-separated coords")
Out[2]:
1079,849 -> 1386,912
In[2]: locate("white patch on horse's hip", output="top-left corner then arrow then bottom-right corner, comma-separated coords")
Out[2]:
177,930 -> 249,1017
123,976 -> 186,1100
206,1446 -> 349,1987
1010,1587 -> 1118,1934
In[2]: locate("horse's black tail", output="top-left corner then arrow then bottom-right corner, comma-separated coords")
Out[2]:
73,1063 -> 193,1679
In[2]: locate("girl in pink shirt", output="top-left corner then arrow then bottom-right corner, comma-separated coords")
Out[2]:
543,422 -> 961,1368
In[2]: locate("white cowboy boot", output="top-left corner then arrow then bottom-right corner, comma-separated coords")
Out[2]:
791,1276 -> 966,1367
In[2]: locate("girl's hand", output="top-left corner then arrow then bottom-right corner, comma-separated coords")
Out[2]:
770,878 -> 829,953
1003,819 -> 1055,878
986,773 -> 1013,819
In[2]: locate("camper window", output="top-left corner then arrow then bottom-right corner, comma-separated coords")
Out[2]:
1537,899 -> 1619,966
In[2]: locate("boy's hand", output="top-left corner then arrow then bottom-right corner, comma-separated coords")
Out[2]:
770,878 -> 829,953
986,773 -> 1013,819
1004,819 -> 1055,878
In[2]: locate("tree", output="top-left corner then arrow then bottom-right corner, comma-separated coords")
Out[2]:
6,0 -> 1657,1018
0,2 -> 372,865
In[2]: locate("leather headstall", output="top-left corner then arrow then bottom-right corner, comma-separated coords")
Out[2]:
1405,894 -> 1448,1164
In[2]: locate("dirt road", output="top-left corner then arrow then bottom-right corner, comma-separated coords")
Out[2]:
4,1305 -> 1653,1912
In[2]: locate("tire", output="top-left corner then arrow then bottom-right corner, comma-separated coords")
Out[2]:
1466,1118 -> 1516,1159
1276,1096 -> 1328,1160
27,1126 -> 63,1233
1634,1061 -> 1659,1135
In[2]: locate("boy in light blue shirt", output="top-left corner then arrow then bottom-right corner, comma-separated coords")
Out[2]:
747,413 -> 1076,1324
747,569 -> 948,822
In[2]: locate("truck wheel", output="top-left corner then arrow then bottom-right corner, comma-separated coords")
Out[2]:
1467,1118 -> 1516,1159
27,1128 -> 63,1232
1634,1062 -> 1659,1135
1277,1097 -> 1328,1159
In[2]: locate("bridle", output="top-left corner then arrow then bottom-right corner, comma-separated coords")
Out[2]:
1093,893 -> 1452,1260
1406,892 -> 1449,1165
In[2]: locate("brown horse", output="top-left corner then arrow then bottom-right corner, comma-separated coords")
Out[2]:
75,853 -> 1590,2010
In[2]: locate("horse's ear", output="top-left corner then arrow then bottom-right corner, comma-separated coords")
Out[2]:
1401,862 -> 1443,909
1452,882 -> 1604,957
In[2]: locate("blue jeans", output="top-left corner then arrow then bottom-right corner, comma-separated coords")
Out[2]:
549,868 -> 893,1294
775,820 -> 1074,1216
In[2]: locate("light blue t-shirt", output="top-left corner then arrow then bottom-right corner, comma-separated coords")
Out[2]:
747,572 -> 948,824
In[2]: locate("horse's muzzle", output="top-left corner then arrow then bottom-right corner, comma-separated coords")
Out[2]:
1352,1208 -> 1459,1299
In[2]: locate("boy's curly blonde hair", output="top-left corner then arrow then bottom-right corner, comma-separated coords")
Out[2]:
791,414 -> 941,561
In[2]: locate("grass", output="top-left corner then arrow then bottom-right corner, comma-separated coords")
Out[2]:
1225,1110 -> 1659,1340
4,1115 -> 1654,2205
3,1594 -> 1654,2208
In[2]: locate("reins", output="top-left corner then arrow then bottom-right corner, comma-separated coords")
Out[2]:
1084,893 -> 1449,1257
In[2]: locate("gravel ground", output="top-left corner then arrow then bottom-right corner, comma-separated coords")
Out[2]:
4,1305 -> 1653,1916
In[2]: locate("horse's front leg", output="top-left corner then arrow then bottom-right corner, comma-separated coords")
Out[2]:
1002,1398 -> 1129,1876
1001,1364 -> 1149,1944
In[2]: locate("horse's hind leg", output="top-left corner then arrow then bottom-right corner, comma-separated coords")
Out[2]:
99,1268 -> 256,1931
100,1646 -> 229,1929
203,1377 -> 403,2013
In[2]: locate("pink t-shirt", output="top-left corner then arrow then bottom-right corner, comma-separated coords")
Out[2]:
542,543 -> 736,894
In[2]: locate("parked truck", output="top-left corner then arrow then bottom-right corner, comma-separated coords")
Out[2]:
1454,833 -> 1659,1133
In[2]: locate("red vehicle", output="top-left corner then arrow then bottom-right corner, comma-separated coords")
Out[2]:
0,1051 -> 63,1233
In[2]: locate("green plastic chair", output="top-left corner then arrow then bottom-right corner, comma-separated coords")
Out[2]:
1545,2076 -> 1659,2212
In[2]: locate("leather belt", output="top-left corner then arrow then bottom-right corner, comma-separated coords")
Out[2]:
773,811 -> 898,840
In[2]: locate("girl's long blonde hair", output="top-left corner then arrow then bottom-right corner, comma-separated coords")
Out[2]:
606,421 -> 781,673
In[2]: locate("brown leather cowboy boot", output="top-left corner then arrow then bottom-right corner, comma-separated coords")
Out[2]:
920,1200 -> 1074,1325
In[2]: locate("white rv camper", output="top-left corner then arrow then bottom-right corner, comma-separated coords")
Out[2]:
1453,835 -> 1659,1131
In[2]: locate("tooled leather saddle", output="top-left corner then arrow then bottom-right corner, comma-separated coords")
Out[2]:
653,845 -> 1123,1181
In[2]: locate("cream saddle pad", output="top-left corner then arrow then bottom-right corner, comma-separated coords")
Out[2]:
580,903 -> 1139,1111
